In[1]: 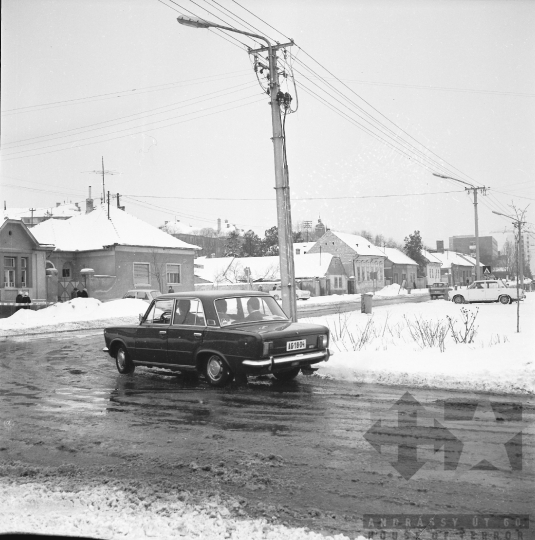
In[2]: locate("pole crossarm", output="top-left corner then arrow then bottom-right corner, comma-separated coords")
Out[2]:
248,41 -> 294,54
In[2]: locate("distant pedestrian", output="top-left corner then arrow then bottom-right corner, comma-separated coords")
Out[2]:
22,292 -> 32,309
15,290 -> 24,312
168,286 -> 174,293
71,287 -> 78,299
413,281 -> 417,290
258,285 -> 263,292
80,288 -> 89,298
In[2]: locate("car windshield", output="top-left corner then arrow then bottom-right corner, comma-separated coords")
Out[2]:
214,295 -> 288,326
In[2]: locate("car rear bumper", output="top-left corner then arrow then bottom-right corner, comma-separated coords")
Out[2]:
241,349 -> 331,374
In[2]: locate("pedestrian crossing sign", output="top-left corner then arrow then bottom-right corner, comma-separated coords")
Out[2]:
483,265 -> 491,274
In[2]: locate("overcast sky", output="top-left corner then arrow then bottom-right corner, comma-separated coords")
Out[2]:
1,0 -> 534,252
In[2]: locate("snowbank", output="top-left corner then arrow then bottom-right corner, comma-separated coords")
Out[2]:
306,297 -> 534,394
0,297 -> 148,337
0,480 -> 360,540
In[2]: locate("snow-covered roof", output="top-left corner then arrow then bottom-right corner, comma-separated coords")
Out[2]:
328,231 -> 386,257
381,247 -> 418,266
431,251 -> 475,269
31,205 -> 200,252
3,203 -> 82,220
194,253 -> 335,284
421,249 -> 443,265
294,242 -> 316,254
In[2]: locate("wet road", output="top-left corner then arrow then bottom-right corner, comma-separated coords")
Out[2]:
1,330 -> 533,537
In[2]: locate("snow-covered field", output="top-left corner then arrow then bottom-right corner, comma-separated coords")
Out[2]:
304,295 -> 534,395
1,292 -> 533,394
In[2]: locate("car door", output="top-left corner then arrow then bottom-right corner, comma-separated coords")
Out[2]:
485,281 -> 501,302
466,282 -> 486,302
134,298 -> 175,364
166,298 -> 206,367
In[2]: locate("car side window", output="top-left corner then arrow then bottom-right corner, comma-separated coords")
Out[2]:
137,292 -> 149,300
144,299 -> 174,324
173,298 -> 206,326
487,282 -> 498,288
124,292 -> 136,298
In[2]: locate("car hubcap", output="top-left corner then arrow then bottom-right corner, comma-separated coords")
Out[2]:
117,350 -> 125,369
207,357 -> 223,380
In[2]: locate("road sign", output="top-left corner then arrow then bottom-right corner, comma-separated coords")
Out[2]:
482,266 -> 491,274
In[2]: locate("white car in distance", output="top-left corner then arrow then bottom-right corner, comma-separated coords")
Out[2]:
450,280 -> 525,305
269,284 -> 311,301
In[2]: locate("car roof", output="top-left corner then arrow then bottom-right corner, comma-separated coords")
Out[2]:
158,290 -> 271,300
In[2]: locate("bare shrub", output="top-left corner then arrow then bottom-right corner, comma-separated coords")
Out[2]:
403,315 -> 449,352
447,307 -> 479,344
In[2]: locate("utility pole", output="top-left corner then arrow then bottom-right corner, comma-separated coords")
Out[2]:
493,209 -> 528,332
176,16 -> 298,321
465,185 -> 487,280
433,174 -> 487,280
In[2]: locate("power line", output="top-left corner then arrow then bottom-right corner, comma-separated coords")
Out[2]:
3,81 -> 258,149
123,189 -> 465,200
0,95 -> 265,161
1,69 -> 251,116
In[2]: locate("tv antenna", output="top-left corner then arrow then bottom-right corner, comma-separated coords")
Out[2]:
83,157 -> 119,203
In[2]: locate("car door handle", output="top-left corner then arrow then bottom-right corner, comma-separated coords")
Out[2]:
194,332 -> 202,338
159,331 -> 167,335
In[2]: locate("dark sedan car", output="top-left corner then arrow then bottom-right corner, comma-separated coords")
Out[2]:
103,291 -> 331,387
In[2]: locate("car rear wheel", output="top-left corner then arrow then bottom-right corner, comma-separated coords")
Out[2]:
205,354 -> 233,387
115,345 -> 135,374
499,295 -> 511,305
452,295 -> 465,304
273,368 -> 300,381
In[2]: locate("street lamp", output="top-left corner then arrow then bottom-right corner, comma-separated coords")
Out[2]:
432,173 -> 487,281
177,16 -> 298,321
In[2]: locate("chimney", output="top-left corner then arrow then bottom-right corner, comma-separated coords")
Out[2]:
217,218 -> 221,233
86,186 -> 94,214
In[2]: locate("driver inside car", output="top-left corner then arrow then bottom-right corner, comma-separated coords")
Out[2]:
245,297 -> 264,321
175,299 -> 196,325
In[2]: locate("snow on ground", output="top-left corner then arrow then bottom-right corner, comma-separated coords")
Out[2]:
305,296 -> 534,395
0,297 -> 148,336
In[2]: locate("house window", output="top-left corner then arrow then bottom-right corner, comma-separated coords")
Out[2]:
4,257 -> 16,287
133,263 -> 150,286
166,263 -> 181,285
296,249 -> 301,255
21,257 -> 28,287
62,262 -> 72,278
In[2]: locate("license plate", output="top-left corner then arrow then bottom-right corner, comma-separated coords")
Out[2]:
287,339 -> 306,352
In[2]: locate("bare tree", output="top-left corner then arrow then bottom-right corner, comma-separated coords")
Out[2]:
149,248 -> 166,292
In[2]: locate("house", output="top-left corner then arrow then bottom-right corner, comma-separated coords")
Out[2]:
381,247 -> 419,288
431,251 -> 475,286
30,204 -> 200,301
0,219 -> 52,305
421,250 -> 443,285
194,253 -> 347,297
307,231 -> 386,293
293,242 -> 316,256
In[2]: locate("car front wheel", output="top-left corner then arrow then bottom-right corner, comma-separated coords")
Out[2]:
115,345 -> 135,374
499,295 -> 511,305
205,354 -> 233,387
273,368 -> 300,381
453,295 -> 465,304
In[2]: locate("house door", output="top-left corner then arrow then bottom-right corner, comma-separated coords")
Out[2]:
348,280 -> 354,294
58,279 -> 83,302
393,273 -> 399,284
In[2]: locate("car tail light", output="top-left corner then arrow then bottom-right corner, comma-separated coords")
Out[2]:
317,335 -> 328,349
263,341 -> 273,356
